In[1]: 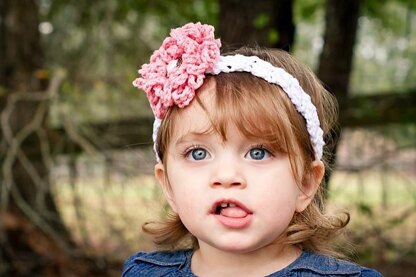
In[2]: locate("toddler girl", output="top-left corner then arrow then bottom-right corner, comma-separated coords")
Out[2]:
123,22 -> 382,277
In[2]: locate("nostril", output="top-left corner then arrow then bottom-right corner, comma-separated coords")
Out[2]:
230,181 -> 243,187
210,169 -> 246,188
213,180 -> 242,185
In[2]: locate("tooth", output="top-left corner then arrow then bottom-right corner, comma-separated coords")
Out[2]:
229,203 -> 236,207
220,203 -> 228,208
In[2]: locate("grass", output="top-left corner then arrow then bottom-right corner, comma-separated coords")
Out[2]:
54,174 -> 163,258
329,170 -> 415,206
328,170 -> 416,267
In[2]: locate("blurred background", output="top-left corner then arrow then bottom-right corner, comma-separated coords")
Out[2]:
0,0 -> 415,276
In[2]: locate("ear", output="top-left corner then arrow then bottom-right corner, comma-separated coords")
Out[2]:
295,160 -> 325,213
154,163 -> 178,212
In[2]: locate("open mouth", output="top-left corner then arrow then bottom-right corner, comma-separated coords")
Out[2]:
211,199 -> 252,217
211,199 -> 253,228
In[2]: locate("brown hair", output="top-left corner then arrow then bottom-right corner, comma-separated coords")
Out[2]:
143,47 -> 349,256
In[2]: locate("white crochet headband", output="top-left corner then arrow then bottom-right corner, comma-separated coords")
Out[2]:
133,23 -> 324,162
212,55 -> 324,160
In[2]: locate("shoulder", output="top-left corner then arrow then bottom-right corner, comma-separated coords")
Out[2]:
122,249 -> 193,277
281,251 -> 383,277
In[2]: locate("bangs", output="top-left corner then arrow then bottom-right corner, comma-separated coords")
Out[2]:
198,74 -> 302,156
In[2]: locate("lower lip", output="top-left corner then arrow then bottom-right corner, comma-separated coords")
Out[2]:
214,214 -> 252,229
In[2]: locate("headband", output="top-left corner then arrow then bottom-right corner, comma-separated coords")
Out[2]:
133,22 -> 324,161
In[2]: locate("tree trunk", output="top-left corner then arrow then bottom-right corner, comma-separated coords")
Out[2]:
219,0 -> 295,51
317,0 -> 361,188
0,0 -> 75,275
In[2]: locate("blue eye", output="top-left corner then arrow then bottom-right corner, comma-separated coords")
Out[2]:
246,147 -> 272,160
187,147 -> 209,161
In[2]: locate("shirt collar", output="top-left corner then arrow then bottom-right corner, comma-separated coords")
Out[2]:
133,249 -> 362,275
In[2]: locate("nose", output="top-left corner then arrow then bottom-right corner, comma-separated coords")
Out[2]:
210,154 -> 246,189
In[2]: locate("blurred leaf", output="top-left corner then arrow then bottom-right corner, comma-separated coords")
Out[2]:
253,13 -> 269,29
387,217 -> 404,226
268,28 -> 279,44
362,0 -> 416,32
294,0 -> 324,21
0,86 -> 6,96
357,202 -> 373,216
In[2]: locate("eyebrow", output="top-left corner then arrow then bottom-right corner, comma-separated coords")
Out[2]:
175,130 -> 216,146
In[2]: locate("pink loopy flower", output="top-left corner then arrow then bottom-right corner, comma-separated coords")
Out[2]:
133,22 -> 221,118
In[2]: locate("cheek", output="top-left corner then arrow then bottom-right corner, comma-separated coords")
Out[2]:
253,171 -> 300,212
174,193 -> 196,211
260,187 -> 299,231
173,193 -> 203,233
167,173 -> 200,211
262,190 -> 298,214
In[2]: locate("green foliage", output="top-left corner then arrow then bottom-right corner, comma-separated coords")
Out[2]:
293,0 -> 324,21
363,0 -> 416,32
0,86 -> 6,97
357,202 -> 373,216
292,0 -> 416,96
253,13 -> 280,45
38,0 -> 416,124
351,4 -> 416,94
253,13 -> 270,29
39,0 -> 218,123
268,29 -> 279,45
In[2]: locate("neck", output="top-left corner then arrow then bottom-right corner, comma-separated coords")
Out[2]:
191,242 -> 301,277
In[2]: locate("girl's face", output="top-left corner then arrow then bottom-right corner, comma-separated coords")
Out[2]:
155,83 -> 322,254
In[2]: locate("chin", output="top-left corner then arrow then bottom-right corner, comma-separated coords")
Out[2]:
210,239 -> 266,253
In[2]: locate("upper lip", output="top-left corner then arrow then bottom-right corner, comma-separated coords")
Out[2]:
210,198 -> 253,214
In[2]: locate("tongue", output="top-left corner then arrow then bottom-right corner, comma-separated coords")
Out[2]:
220,207 -> 248,218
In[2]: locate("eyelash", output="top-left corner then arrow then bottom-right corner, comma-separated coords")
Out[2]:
248,144 -> 274,156
181,144 -> 205,158
180,144 -> 275,158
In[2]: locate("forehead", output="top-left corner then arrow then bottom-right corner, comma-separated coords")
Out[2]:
170,81 -> 217,142
167,74 -> 293,147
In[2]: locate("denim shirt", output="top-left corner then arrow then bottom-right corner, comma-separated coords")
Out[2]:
122,250 -> 383,276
